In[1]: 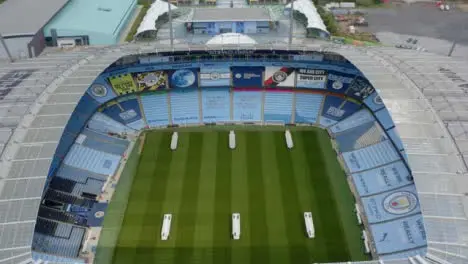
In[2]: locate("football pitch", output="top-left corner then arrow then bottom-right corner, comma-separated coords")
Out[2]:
104,128 -> 369,264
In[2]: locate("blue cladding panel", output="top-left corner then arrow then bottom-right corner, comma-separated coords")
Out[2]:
232,91 -> 262,122
101,97 -> 143,125
264,91 -> 293,123
371,214 -> 427,254
295,93 -> 323,124
362,185 -> 421,224
364,91 -> 385,112
201,88 -> 230,122
170,89 -> 200,124
387,128 -> 405,151
351,160 -> 412,196
375,108 -> 395,130
320,96 -> 360,127
140,92 -> 169,127
325,70 -> 355,93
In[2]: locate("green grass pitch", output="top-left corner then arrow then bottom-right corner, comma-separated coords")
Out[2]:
107,128 -> 369,264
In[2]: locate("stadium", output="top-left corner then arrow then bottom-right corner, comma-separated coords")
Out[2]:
0,42 -> 466,264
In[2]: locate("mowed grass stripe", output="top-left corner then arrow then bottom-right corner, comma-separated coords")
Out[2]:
317,132 -> 368,261
212,132 -> 232,264
192,132 -> 218,263
113,133 -> 163,264
290,131 -> 328,261
260,132 -> 290,264
273,132 -> 310,264
301,131 -> 351,262
231,132 -> 250,264
173,133 -> 204,263
246,132 -> 270,264
154,133 -> 190,264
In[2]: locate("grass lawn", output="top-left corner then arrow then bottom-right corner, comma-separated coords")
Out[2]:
105,128 -> 369,264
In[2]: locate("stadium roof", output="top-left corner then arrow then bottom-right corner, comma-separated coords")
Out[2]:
207,33 -> 257,45
0,0 -> 68,36
286,0 -> 328,33
135,0 -> 177,38
0,43 -> 468,264
191,8 -> 271,22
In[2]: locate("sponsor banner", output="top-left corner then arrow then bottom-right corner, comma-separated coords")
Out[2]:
351,160 -> 411,196
364,91 -> 385,112
108,73 -> 138,95
264,67 -> 295,87
202,88 -> 230,122
134,71 -> 168,91
371,213 -> 427,254
326,70 -> 355,93
319,96 -> 360,127
200,67 -> 231,87
168,68 -> 199,89
231,66 -> 264,87
100,96 -> 142,125
232,91 -> 262,121
86,76 -> 117,104
296,68 -> 327,89
362,185 -> 420,224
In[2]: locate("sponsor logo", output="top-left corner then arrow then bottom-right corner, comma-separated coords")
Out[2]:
90,84 -> 108,97
383,191 -> 418,215
299,75 -> 326,81
272,71 -> 288,83
332,80 -> 343,90
326,106 -> 345,118
210,72 -> 220,80
119,109 -> 137,121
373,95 -> 383,105
235,73 -> 242,79
95,211 -> 105,218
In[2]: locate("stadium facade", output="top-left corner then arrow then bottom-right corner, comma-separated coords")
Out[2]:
0,43 -> 467,264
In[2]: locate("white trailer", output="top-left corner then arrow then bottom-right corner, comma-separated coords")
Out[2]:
161,214 -> 172,240
229,131 -> 236,149
285,130 -> 294,149
232,213 -> 240,240
304,212 -> 315,238
170,132 -> 178,150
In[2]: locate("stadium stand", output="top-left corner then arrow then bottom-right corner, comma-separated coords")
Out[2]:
78,129 -> 129,156
342,140 -> 401,173
232,91 -> 262,122
334,121 -> 387,152
140,92 -> 170,127
2,45 -> 468,263
294,93 -> 323,124
201,88 -> 231,123
63,144 -> 121,176
264,91 -> 293,124
170,89 -> 201,124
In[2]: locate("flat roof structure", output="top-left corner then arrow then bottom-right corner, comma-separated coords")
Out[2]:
191,8 -> 271,22
0,0 -> 68,36
0,43 -> 468,264
43,0 -> 136,44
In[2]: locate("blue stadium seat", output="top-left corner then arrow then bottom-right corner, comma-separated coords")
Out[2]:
57,165 -> 108,182
351,160 -> 412,196
329,109 -> 375,134
342,140 -> 400,173
140,92 -> 170,127
334,122 -> 387,152
32,251 -> 86,264
294,93 -> 324,124
232,91 -> 262,122
201,88 -> 230,123
63,144 -> 121,176
32,223 -> 86,258
79,129 -> 129,156
170,90 -> 200,125
87,112 -> 135,135
264,91 -> 293,123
